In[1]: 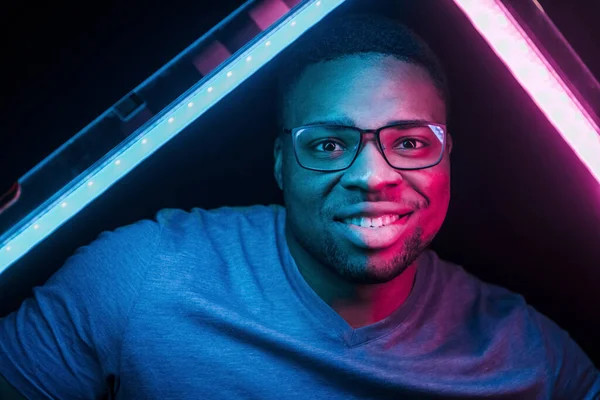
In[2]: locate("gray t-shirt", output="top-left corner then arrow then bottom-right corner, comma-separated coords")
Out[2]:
0,205 -> 598,399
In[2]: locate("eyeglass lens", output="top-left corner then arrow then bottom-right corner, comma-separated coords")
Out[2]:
293,124 -> 445,171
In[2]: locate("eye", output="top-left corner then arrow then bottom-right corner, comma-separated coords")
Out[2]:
395,138 -> 426,150
314,139 -> 346,152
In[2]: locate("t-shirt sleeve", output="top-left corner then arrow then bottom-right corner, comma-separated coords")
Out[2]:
529,306 -> 600,400
0,218 -> 162,399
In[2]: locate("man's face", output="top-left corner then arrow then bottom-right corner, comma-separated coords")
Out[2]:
274,54 -> 451,284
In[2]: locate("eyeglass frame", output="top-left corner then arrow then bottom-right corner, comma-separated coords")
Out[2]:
282,121 -> 448,172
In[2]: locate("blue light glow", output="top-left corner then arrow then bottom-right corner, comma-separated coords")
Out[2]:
0,0 -> 346,274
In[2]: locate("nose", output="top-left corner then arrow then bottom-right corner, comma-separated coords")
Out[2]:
339,134 -> 403,192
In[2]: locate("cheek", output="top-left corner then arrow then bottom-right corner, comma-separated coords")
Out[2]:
429,171 -> 451,204
423,154 -> 452,201
412,165 -> 451,222
282,152 -> 323,208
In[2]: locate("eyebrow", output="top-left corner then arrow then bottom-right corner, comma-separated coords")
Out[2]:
303,117 -> 355,126
302,118 -> 437,127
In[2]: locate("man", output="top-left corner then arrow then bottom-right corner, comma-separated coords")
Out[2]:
1,14 -> 599,399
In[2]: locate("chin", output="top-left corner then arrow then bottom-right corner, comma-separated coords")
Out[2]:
336,235 -> 422,283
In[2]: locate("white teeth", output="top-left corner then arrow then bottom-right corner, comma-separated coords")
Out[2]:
343,214 -> 401,228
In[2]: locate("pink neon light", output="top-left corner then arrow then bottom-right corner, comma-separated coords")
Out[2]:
453,0 -> 600,183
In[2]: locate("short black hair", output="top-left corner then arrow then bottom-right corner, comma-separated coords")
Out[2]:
276,13 -> 450,128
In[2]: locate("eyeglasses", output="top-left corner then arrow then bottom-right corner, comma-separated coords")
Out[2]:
283,121 -> 447,172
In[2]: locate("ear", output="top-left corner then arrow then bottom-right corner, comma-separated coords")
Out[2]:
273,136 -> 284,190
446,133 -> 453,155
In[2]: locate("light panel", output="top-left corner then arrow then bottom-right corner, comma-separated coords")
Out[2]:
453,0 -> 600,183
0,0 -> 346,274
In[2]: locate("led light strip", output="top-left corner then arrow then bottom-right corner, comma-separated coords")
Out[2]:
453,0 -> 600,184
0,0 -> 345,274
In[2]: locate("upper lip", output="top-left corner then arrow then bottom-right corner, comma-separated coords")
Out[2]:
334,202 -> 414,221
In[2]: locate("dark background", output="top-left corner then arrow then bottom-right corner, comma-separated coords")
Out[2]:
1,0 -> 599,369
1,0 -> 599,183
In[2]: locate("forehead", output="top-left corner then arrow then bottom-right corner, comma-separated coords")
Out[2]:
285,54 -> 446,128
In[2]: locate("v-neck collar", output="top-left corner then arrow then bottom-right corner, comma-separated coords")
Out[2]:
277,208 -> 432,348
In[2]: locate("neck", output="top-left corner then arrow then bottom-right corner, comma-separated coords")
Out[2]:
285,223 -> 418,329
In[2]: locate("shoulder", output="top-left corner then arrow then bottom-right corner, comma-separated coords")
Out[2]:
425,251 -> 529,312
54,205 -> 282,283
428,252 -> 600,396
424,252 -> 550,352
526,306 -> 600,397
154,204 -> 285,244
64,216 -> 162,279
155,203 -> 283,225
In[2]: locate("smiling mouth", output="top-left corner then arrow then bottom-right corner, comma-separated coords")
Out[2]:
333,213 -> 412,250
338,214 -> 409,228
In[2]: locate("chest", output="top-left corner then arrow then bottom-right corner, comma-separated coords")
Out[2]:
115,303 -> 552,399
